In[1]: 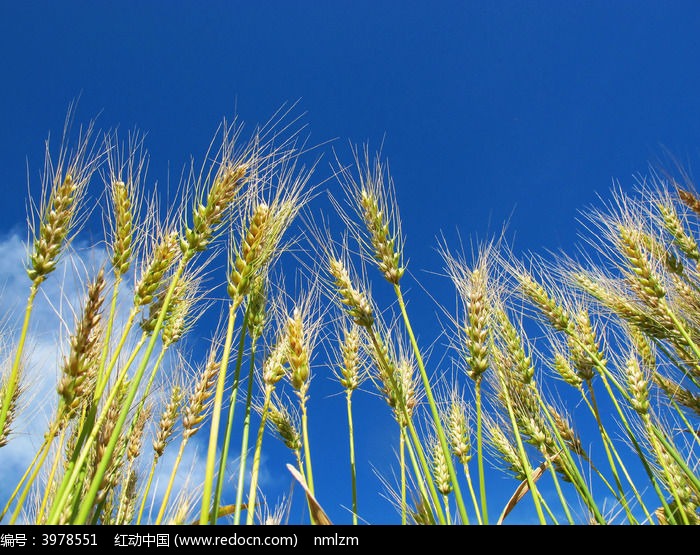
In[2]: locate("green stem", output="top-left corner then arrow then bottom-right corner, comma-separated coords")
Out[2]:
128,347 -> 167,435
246,385 -> 273,525
668,398 -> 700,448
137,456 -> 160,524
400,429 -> 406,525
654,340 -> 700,390
402,428 -> 435,524
115,460 -> 136,524
291,450 -> 316,524
58,306 -> 140,498
36,428 -> 66,524
587,381 -> 636,523
367,328 -> 445,524
568,330 -> 677,521
346,390 -> 358,525
394,284 -> 469,525
200,300 -> 240,524
55,305 -> 141,513
300,393 -> 314,497
72,261 -> 186,524
539,494 -> 559,524
475,378 -> 488,524
595,370 -> 677,519
531,388 -> 607,524
0,284 -> 38,439
1,426 -> 52,522
212,300 -> 249,524
497,369 -> 546,524
8,429 -> 55,524
663,301 -> 700,364
443,495 -> 452,525
94,307 -> 138,403
96,274 -> 122,398
156,437 -> 189,524
233,335 -> 259,525
650,422 -> 700,493
107,339 -> 169,512
574,384 -> 655,523
47,332 -> 147,524
462,462 -> 482,525
544,456 -> 575,524
644,415 -> 690,525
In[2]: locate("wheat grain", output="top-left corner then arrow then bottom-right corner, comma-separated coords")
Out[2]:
58,269 -> 106,416
153,385 -> 183,457
182,353 -> 220,439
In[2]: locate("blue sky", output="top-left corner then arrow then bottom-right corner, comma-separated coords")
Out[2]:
1,1 -> 700,525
